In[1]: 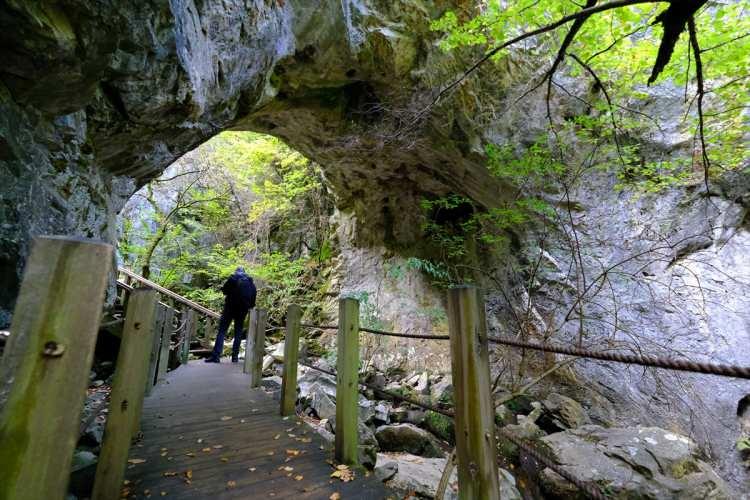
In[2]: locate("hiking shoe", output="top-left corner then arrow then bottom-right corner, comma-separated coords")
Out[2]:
231,356 -> 239,363
204,357 -> 220,363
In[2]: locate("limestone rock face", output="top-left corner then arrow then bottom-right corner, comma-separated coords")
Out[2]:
0,0 -> 504,322
539,425 -> 733,499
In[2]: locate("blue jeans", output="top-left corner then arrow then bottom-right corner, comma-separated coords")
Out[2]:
210,307 -> 248,360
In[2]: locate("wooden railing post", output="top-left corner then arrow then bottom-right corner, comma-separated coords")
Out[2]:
245,309 -> 267,387
92,289 -> 158,500
144,304 -> 166,396
156,307 -> 174,384
280,304 -> 301,416
446,286 -> 500,500
0,236 -> 112,500
180,309 -> 196,365
335,297 -> 359,466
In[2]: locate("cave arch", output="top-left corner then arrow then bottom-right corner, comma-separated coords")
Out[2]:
0,0 -> 504,322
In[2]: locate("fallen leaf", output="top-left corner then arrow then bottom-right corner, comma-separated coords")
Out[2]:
221,416 -> 232,421
294,475 -> 303,481
128,458 -> 146,464
185,470 -> 193,480
282,466 -> 294,472
286,449 -> 300,456
185,452 -> 195,457
202,447 -> 212,453
226,481 -> 236,489
123,480 -> 131,486
330,494 -> 341,500
213,444 -> 223,449
221,457 -> 229,463
273,434 -> 280,440
160,452 -> 168,457
160,492 -> 167,497
163,471 -> 177,477
248,467 -> 256,472
197,439 -> 203,444
240,419 -> 246,423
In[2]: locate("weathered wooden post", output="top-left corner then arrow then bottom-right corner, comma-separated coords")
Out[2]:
280,304 -> 301,416
335,297 -> 359,466
180,308 -> 196,364
156,306 -> 174,384
245,309 -> 268,387
144,304 -> 166,396
446,286 -> 500,500
92,289 -> 158,500
0,236 -> 112,500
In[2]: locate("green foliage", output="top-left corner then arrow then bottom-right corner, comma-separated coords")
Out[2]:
431,1 -> 749,183
119,131 -> 334,326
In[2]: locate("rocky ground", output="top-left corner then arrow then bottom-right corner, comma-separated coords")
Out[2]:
260,339 -> 736,499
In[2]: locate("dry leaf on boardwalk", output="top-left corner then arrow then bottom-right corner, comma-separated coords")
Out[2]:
286,449 -> 300,457
213,444 -> 223,449
294,475 -> 303,481
329,493 -> 341,500
127,458 -> 146,464
226,481 -> 236,489
273,434 -> 280,440
163,471 -> 177,477
221,457 -> 229,463
202,447 -> 212,452
330,465 -> 354,482
185,470 -> 193,480
221,416 -> 232,421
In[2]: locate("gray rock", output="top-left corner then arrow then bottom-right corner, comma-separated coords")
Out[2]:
298,367 -> 336,400
375,423 -> 444,458
374,456 -> 398,482
542,393 -> 590,429
414,371 -> 430,395
310,385 -> 336,420
540,425 -> 733,499
71,450 -> 98,472
374,403 -> 390,423
376,452 -> 521,499
430,377 -> 453,404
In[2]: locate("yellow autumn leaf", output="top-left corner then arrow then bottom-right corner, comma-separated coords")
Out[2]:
127,458 -> 146,464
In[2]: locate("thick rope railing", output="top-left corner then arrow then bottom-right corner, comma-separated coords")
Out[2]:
360,326 -> 450,340
296,359 -> 602,498
300,322 -> 449,340
488,336 -> 750,380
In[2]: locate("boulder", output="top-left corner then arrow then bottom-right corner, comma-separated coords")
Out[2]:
541,393 -> 590,430
375,452 -> 521,499
374,403 -> 391,423
266,340 -> 307,362
375,423 -> 444,458
539,425 -> 733,499
309,385 -> 336,420
298,366 -> 336,400
414,371 -> 430,395
262,355 -> 275,371
430,378 -> 453,404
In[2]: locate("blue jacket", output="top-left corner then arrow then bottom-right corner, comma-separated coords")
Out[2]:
222,270 -> 256,311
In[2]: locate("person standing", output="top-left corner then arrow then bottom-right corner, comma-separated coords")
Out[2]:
205,267 -> 257,363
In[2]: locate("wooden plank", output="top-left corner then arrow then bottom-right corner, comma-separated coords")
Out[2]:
145,304 -> 166,397
118,266 -> 220,319
122,363 -> 388,500
92,289 -> 158,500
246,309 -> 268,387
446,286 -> 500,500
156,307 -> 174,384
181,309 -> 196,365
335,297 -> 359,466
280,304 -> 301,416
0,236 -> 112,500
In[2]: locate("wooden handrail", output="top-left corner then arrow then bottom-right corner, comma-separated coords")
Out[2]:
117,267 -> 220,319
116,280 -> 173,312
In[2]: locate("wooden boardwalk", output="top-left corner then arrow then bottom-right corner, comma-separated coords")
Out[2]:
123,361 -> 389,499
